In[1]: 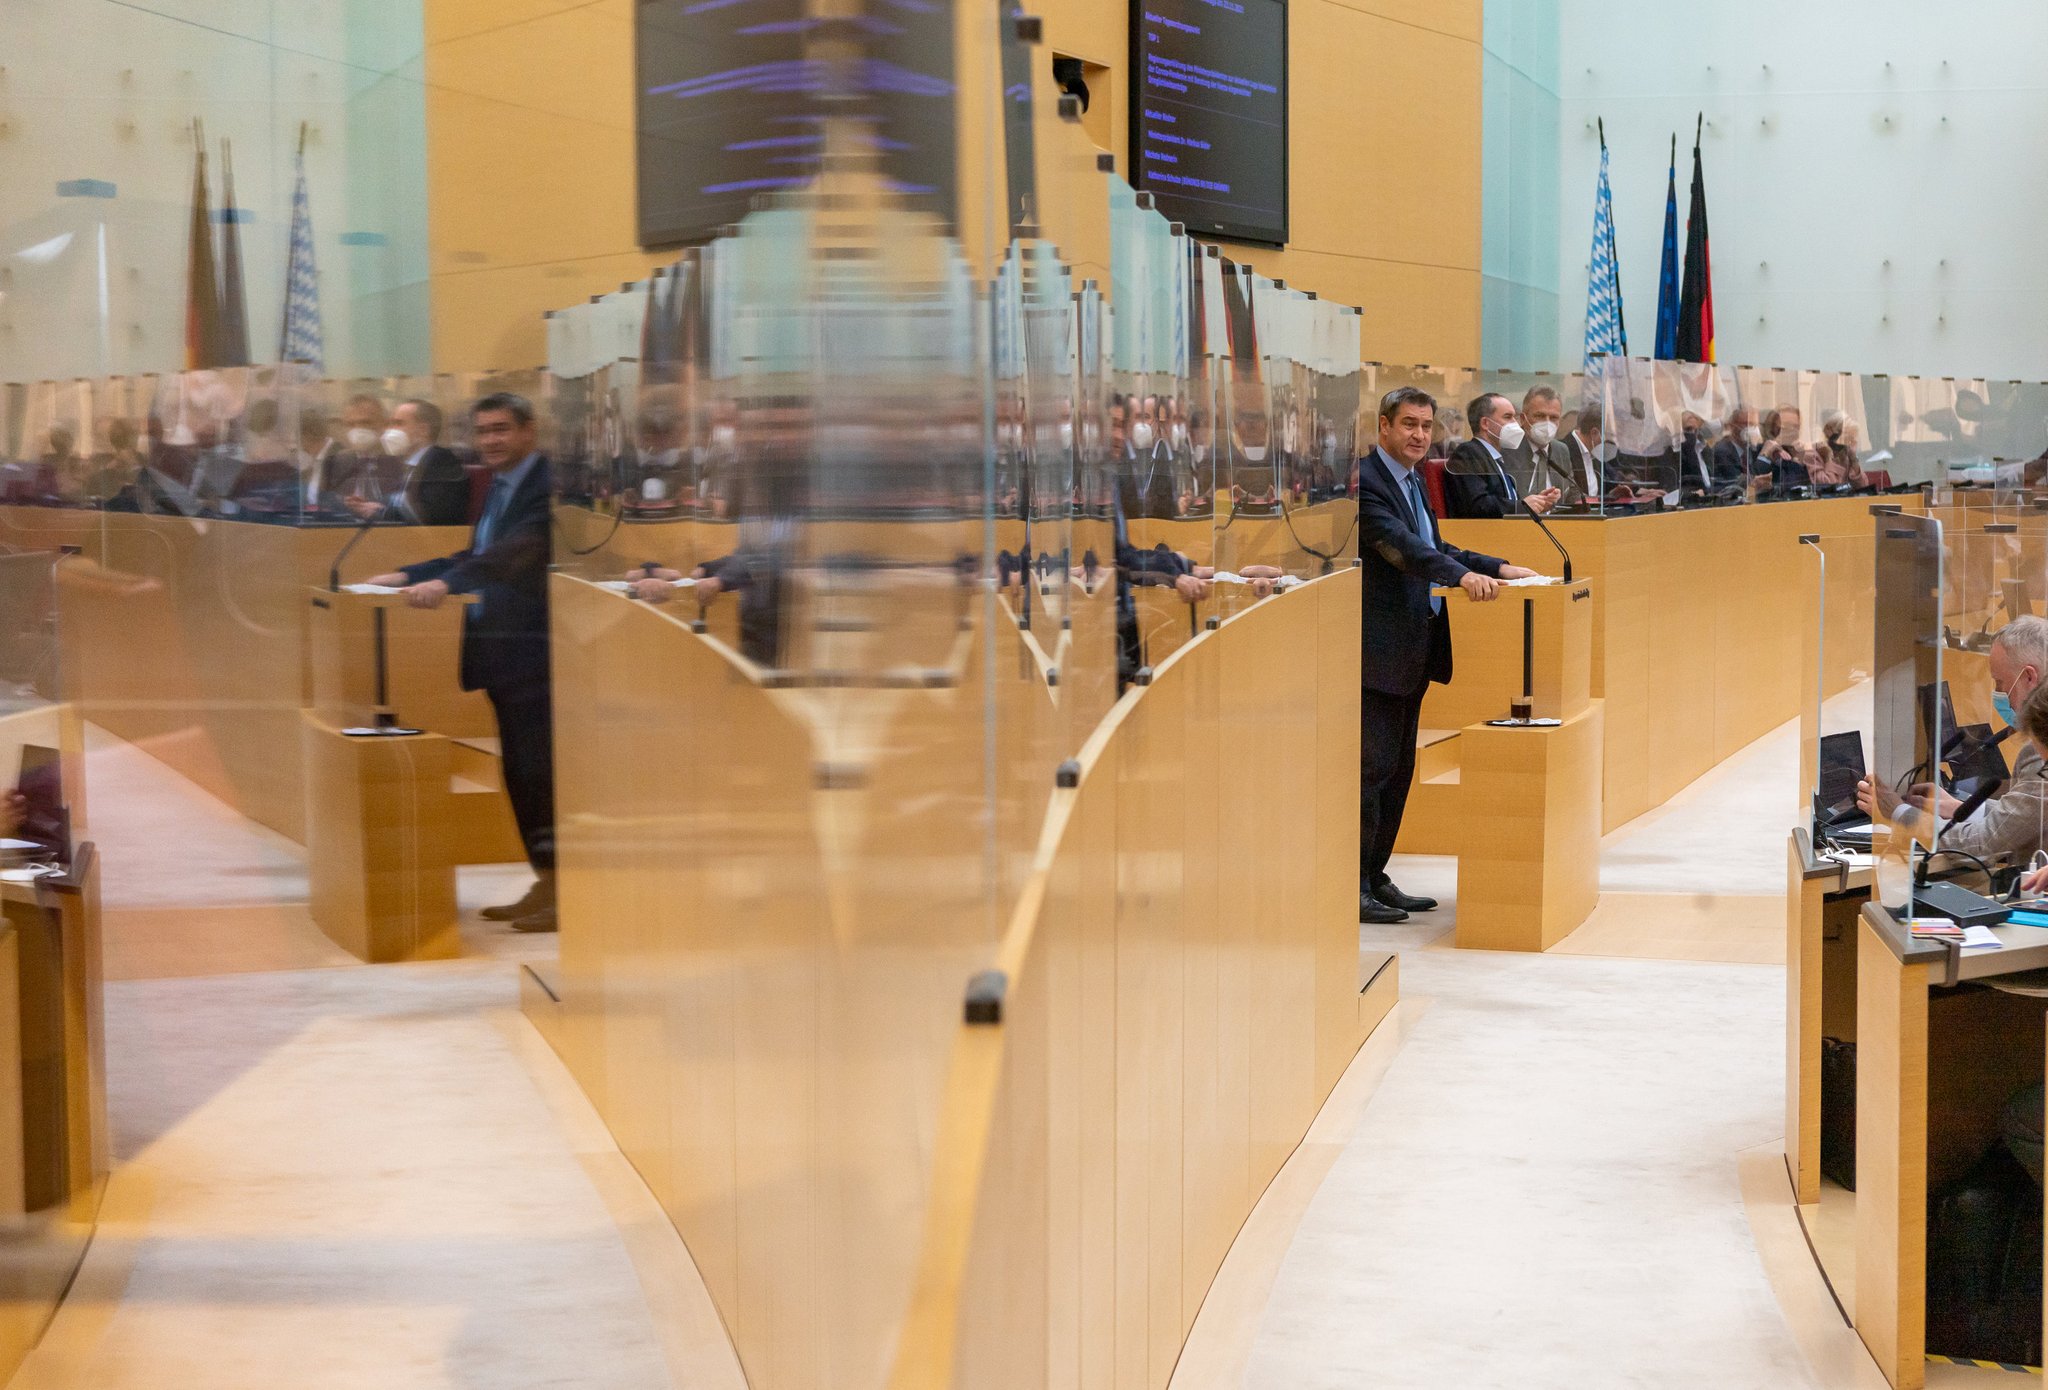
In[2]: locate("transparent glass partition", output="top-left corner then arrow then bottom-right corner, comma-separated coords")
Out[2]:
1871,511 -> 1947,913
1802,527 -> 1880,834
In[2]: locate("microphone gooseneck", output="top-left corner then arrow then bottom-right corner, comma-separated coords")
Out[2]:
329,499 -> 388,592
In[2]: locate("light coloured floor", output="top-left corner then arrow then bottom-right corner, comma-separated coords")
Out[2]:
1222,701 -> 1870,1389
39,698 -> 1863,1389
5,730 -> 663,1390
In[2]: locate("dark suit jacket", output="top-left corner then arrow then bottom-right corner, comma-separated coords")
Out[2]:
400,446 -> 471,526
1507,439 -> 1585,505
1708,435 -> 1760,488
400,456 -> 552,692
1443,439 -> 1535,519
1357,449 -> 1505,697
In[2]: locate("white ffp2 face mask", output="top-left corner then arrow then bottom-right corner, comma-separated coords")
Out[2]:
380,427 -> 411,457
1130,421 -> 1156,453
1497,421 -> 1527,452
345,427 -> 379,453
1528,421 -> 1558,449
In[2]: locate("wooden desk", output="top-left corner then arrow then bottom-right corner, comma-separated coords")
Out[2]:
1442,495 -> 1914,832
1396,585 -> 1601,951
1785,829 -> 1873,1208
300,589 -> 519,961
0,842 -> 107,1386
46,511 -> 475,841
1853,903 -> 2048,1387
1454,701 -> 1602,951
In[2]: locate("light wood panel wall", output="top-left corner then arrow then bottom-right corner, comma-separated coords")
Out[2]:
42,512 -> 477,841
419,0 -> 1482,370
538,566 -> 1376,1390
1441,495 -> 1913,833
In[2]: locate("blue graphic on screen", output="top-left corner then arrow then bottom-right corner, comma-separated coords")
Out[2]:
636,0 -> 955,247
1130,0 -> 1287,245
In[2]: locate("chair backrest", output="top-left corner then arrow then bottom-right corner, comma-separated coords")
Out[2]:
1865,468 -> 1893,493
1420,457 -> 1449,518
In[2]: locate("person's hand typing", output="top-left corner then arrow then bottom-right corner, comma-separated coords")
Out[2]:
1459,572 -> 1500,602
404,578 -> 450,610
2022,863 -> 2048,898
1908,782 -> 1962,819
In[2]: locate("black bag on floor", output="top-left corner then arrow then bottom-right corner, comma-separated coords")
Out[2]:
1820,1036 -> 1856,1191
1925,1142 -> 2043,1369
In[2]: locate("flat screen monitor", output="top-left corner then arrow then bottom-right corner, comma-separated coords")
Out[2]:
1817,732 -> 1866,823
14,743 -> 65,865
635,0 -> 957,247
1129,0 -> 1289,246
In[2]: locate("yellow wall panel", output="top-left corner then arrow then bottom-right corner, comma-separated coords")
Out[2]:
421,0 -> 1483,370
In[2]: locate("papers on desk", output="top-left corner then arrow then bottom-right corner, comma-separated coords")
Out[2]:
1502,575 -> 1562,588
1211,572 -> 1306,590
1908,918 -> 2005,951
0,865 -> 58,884
1910,916 -> 1964,940
598,577 -> 696,595
342,583 -> 406,595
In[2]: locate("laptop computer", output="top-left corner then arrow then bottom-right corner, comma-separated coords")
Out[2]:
1816,731 -> 1874,849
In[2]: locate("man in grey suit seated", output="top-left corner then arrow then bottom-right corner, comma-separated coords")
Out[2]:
1507,385 -> 1590,508
1443,392 -> 1563,519
1859,615 -> 2048,871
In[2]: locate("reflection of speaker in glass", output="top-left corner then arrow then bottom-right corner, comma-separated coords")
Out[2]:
1052,56 -> 1090,112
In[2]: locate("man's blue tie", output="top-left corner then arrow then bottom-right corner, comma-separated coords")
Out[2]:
1404,471 -> 1444,615
475,476 -> 509,553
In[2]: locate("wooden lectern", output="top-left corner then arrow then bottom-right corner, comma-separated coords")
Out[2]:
1399,580 -> 1603,951
301,589 -> 522,963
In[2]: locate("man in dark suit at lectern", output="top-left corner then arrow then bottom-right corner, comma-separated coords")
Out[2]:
364,392 -> 558,932
1356,386 -> 1537,924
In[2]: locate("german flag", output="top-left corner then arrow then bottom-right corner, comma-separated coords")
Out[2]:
1676,114 -> 1715,364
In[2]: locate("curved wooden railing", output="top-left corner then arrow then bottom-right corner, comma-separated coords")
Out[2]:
540,566 -> 1380,1390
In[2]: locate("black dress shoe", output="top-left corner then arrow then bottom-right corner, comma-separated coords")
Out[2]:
510,906 -> 558,934
483,874 -> 555,921
1360,894 -> 1408,925
1374,881 -> 1439,913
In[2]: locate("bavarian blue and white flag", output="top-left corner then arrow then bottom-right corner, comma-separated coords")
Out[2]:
279,128 -> 324,369
1583,132 -> 1626,378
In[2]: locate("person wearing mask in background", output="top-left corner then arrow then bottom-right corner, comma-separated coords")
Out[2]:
328,394 -> 391,504
1120,393 -> 1178,519
1862,616 -> 2048,874
1444,392 -> 1562,519
1563,405 -> 1607,498
1711,405 -> 1769,492
1810,410 -> 1871,490
1509,386 -> 1587,507
628,405 -> 689,513
362,394 -> 557,932
87,417 -> 145,507
1674,410 -> 1717,495
1759,406 -> 1815,493
343,399 -> 470,526
1359,387 -> 1540,924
